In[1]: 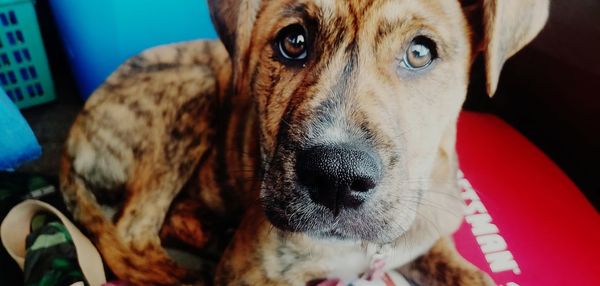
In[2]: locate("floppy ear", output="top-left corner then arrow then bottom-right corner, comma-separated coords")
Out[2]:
208,0 -> 262,58
463,0 -> 550,96
207,0 -> 240,54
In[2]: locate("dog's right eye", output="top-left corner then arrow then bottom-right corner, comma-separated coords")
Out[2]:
401,36 -> 438,71
275,24 -> 308,62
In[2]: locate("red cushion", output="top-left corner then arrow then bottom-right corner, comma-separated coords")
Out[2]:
453,111 -> 600,286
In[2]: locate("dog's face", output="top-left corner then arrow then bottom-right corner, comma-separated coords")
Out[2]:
209,0 -> 548,242
251,0 -> 471,243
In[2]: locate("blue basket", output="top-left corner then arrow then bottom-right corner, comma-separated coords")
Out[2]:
0,0 -> 56,109
48,0 -> 218,99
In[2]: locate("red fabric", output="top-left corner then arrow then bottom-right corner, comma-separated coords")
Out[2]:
453,111 -> 600,286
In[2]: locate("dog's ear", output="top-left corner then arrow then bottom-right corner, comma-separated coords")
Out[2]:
462,0 -> 549,96
208,0 -> 262,59
208,0 -> 240,54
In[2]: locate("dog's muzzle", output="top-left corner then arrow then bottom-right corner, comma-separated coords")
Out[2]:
296,144 -> 382,215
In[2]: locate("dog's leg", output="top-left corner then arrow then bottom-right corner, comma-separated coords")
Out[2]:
61,41 -> 231,286
399,237 -> 495,286
62,158 -> 196,285
214,206 -> 276,285
214,206 -> 329,286
160,197 -> 210,250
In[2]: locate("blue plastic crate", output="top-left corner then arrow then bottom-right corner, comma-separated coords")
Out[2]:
0,0 -> 56,109
48,0 -> 218,99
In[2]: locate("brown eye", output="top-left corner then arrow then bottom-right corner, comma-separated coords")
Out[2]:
403,36 -> 437,70
276,24 -> 308,61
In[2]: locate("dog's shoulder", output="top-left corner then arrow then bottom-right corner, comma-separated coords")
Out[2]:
107,40 -> 230,82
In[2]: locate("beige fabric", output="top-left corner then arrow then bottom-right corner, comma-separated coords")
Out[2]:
1,200 -> 107,286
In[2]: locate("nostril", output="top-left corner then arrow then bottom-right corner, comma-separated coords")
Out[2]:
350,177 -> 377,193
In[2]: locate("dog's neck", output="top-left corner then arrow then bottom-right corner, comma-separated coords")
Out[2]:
247,141 -> 463,283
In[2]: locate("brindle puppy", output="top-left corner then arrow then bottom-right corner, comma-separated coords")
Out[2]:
59,0 -> 549,285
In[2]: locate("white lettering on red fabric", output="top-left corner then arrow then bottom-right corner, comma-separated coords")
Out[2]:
458,171 -> 521,275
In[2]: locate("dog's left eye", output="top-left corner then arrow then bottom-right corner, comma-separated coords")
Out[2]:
276,24 -> 308,61
402,36 -> 438,71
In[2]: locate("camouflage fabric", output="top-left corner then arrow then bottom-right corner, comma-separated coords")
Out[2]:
23,212 -> 86,286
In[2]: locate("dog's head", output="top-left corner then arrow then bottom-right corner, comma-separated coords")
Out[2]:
208,0 -> 548,242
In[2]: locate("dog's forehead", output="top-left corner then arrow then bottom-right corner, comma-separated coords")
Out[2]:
259,0 -> 460,22
251,0 -> 466,48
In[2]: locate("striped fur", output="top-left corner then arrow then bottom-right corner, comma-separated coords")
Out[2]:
60,0 -> 548,285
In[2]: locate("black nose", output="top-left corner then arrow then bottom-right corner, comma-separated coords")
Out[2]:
296,145 -> 381,214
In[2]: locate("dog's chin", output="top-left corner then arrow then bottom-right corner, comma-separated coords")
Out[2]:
262,196 -> 411,244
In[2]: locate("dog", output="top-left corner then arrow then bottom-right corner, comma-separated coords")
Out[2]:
59,0 -> 549,285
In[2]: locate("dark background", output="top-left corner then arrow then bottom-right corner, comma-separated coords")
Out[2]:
465,0 -> 600,208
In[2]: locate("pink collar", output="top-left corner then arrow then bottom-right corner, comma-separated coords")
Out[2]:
316,259 -> 397,286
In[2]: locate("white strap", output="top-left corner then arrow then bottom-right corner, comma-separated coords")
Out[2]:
1,200 -> 107,286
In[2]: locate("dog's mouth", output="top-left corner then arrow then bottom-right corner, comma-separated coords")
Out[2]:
260,182 -> 414,243
261,190 -> 384,241
259,143 -> 416,243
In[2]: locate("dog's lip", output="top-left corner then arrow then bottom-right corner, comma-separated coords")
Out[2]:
263,200 -> 402,242
264,211 -> 296,232
313,227 -> 352,239
262,196 -> 367,235
260,174 -> 399,240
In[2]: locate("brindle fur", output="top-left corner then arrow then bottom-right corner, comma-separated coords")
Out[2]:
60,0 -> 548,285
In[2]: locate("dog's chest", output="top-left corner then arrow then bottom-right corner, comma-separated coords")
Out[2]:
319,249 -> 373,281
264,238 -> 428,284
318,244 -> 425,281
